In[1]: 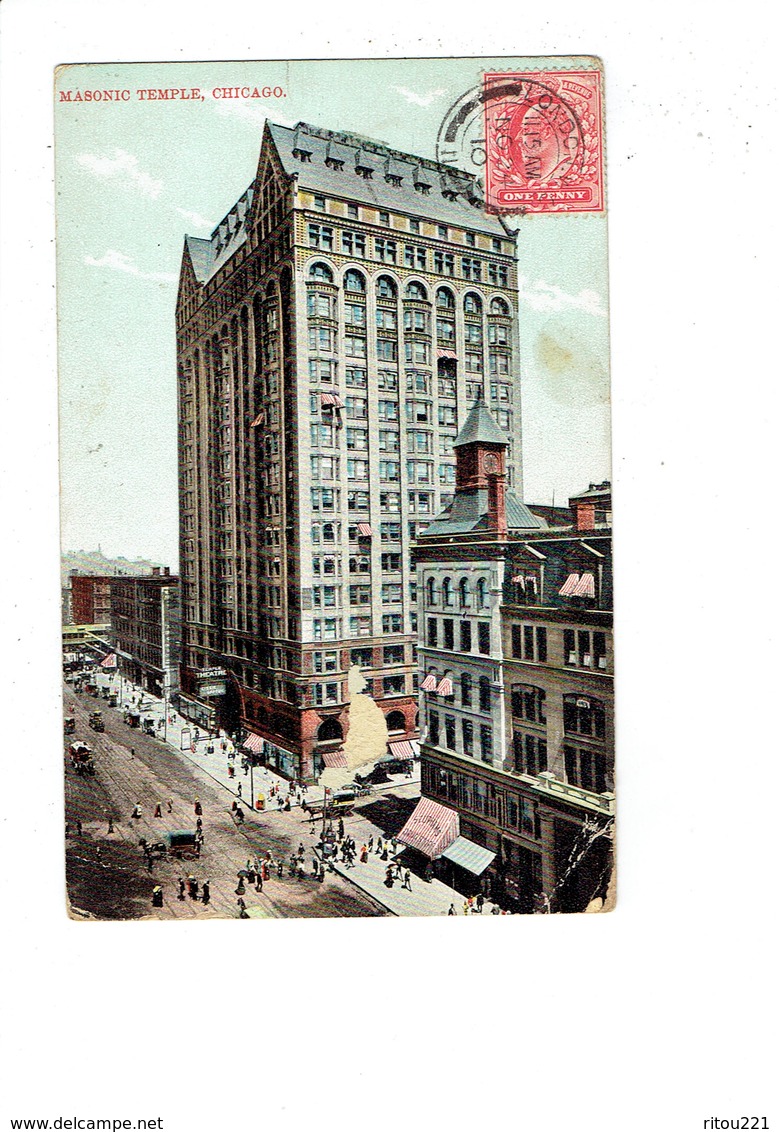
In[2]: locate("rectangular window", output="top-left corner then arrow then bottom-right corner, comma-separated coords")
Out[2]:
404,244 -> 427,269
383,674 -> 405,695
345,395 -> 367,418
351,647 -> 373,666
376,339 -> 398,362
480,725 -> 493,762
346,427 -> 368,450
347,203 -> 359,219
434,251 -> 455,275
379,210 -> 390,226
477,622 -> 491,654
442,618 -> 454,650
462,719 -> 474,756
428,710 -> 440,746
375,237 -> 397,262
382,613 -> 402,633
383,644 -> 404,663
444,715 -> 456,749
342,230 -> 366,256
308,223 -> 334,250
380,522 -> 401,542
376,308 -> 397,330
313,194 -> 326,210
460,621 -> 472,652
427,617 -> 438,647
405,340 -> 430,365
381,583 -> 402,603
378,400 -> 399,422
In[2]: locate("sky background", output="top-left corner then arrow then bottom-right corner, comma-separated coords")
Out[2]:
55,57 -> 610,566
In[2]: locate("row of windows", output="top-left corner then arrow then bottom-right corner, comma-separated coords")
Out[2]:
422,764 -> 540,839
308,302 -> 512,346
310,456 -> 455,484
310,521 -> 430,543
311,614 -> 409,639
307,263 -> 511,312
307,233 -> 509,284
311,197 -> 505,253
426,617 -> 491,654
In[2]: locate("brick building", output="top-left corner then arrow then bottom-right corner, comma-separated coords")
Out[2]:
405,403 -> 614,913
110,568 -> 181,701
175,119 -> 522,779
70,574 -> 114,627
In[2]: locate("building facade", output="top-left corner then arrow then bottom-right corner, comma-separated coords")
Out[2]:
409,407 -> 614,913
71,574 -> 114,627
110,568 -> 181,701
175,119 -> 522,780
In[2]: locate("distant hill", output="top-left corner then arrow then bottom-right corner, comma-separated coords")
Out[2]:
61,549 -> 164,587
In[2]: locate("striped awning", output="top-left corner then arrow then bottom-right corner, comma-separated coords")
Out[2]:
441,836 -> 495,875
559,573 -> 580,596
388,740 -> 418,759
321,392 -> 344,408
251,411 -> 265,428
436,676 -> 454,696
397,798 -> 459,859
421,673 -> 438,691
100,653 -> 117,669
321,748 -> 348,768
242,732 -> 264,754
573,572 -> 595,597
437,348 -> 457,359
357,522 -> 373,536
512,574 -> 525,584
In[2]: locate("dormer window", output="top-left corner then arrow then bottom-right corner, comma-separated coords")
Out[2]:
414,182 -> 430,194
356,166 -> 373,180
442,188 -> 458,201
385,173 -> 402,186
325,157 -> 344,170
292,147 -> 313,163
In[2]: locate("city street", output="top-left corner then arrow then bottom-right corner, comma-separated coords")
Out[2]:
64,685 -> 386,920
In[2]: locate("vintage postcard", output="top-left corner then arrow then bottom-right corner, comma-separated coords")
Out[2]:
55,56 -> 613,920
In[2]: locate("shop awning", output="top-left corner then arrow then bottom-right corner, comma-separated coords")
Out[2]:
357,522 -> 373,536
321,748 -> 348,768
559,573 -> 580,596
441,836 -> 496,875
436,676 -> 454,696
573,572 -> 595,597
321,392 -> 344,408
251,411 -> 265,428
242,733 -> 264,754
437,348 -> 457,359
397,798 -> 459,859
388,740 -> 418,759
100,653 -> 117,669
420,673 -> 438,691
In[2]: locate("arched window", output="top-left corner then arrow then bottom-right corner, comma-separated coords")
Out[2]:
442,577 -> 453,607
458,578 -> 471,608
464,291 -> 482,314
460,672 -> 472,707
426,577 -> 436,607
490,296 -> 509,316
405,281 -> 428,301
479,676 -> 492,713
318,717 -> 343,742
265,281 -> 277,298
386,709 -> 406,732
476,578 -> 488,608
344,269 -> 366,294
308,261 -> 333,282
376,275 -> 397,299
436,286 -> 455,309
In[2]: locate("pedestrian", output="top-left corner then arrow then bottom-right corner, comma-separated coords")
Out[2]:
448,903 -> 456,915
130,747 -> 135,759
360,845 -> 368,864
154,803 -> 162,818
467,895 -> 474,913
194,800 -> 202,816
247,865 -> 256,885
151,885 -> 163,908
237,896 -> 247,915
188,876 -> 199,899
255,873 -> 263,893
476,893 -> 485,913
391,837 -> 398,854
178,877 -> 186,900
376,837 -> 383,855
236,874 -> 246,895
167,800 -> 173,813
368,835 -> 374,853
196,817 -> 203,832
337,817 -> 344,840
277,861 -> 284,879
235,806 -> 244,824
202,880 -> 210,905
403,869 -> 412,891
107,816 -> 114,833
131,804 -> 142,820
146,852 -> 153,873
463,900 -> 469,916
237,783 -> 242,798
385,866 -> 394,888
76,819 -> 82,835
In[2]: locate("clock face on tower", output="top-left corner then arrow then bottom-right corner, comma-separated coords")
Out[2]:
483,453 -> 499,474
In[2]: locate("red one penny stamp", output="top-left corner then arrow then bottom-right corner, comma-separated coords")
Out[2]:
482,70 -> 604,215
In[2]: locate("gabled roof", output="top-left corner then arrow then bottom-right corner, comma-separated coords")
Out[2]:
266,120 -> 507,237
421,489 -> 542,537
452,397 -> 508,449
184,236 -> 214,284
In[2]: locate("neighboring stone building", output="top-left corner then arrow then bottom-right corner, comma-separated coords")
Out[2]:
405,402 -> 614,913
110,568 -> 181,702
175,118 -> 523,779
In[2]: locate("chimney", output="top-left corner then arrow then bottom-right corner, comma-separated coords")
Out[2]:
575,502 -> 595,531
487,473 -> 508,537
151,566 -> 161,576
163,566 -> 170,576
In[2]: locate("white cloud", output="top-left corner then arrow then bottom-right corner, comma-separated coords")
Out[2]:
84,249 -> 176,283
517,274 -> 607,318
392,85 -> 448,108
76,149 -> 163,199
175,207 -> 212,231
211,97 -> 297,131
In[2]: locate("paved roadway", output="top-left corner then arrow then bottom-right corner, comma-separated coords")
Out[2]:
63,688 -> 386,920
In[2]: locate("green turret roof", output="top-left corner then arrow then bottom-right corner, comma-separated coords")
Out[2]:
452,396 -> 508,449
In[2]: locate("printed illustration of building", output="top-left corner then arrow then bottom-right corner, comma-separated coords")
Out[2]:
110,568 -> 181,702
406,404 -> 614,913
175,119 -> 522,780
